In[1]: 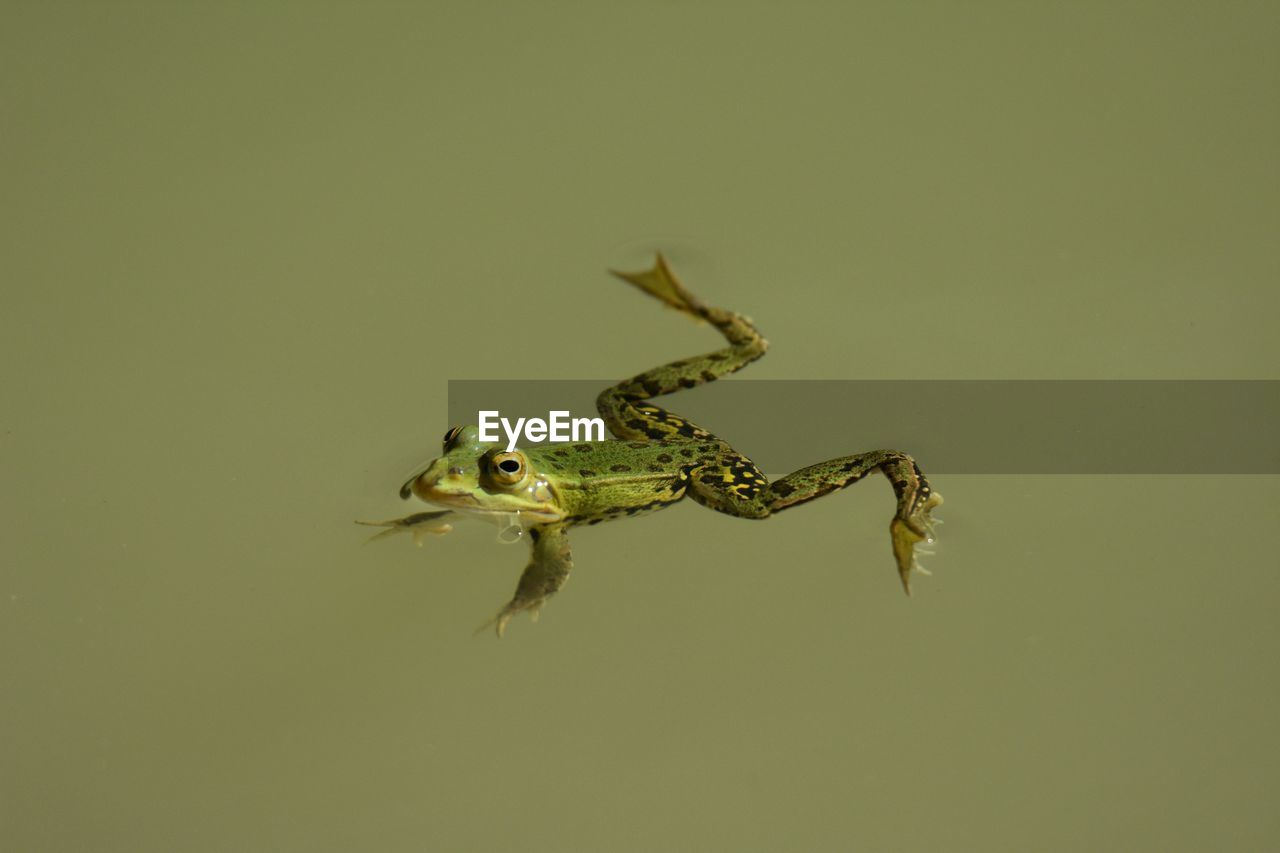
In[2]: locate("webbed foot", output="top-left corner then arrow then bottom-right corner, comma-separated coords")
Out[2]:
476,596 -> 547,639
356,510 -> 454,545
609,253 -> 707,317
890,492 -> 944,595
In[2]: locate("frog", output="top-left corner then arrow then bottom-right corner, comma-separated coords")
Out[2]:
361,255 -> 942,636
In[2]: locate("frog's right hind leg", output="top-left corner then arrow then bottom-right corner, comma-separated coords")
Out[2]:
597,254 -> 768,442
356,510 -> 455,545
686,449 -> 944,595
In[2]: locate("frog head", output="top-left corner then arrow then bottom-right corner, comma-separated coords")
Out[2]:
399,425 -> 564,523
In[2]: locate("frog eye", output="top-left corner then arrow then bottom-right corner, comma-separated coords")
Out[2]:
442,426 -> 462,449
490,452 -> 525,485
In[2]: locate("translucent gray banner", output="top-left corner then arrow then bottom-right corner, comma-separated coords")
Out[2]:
446,380 -> 1279,474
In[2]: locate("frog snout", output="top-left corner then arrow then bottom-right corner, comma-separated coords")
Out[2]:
409,472 -> 438,501
409,466 -> 467,501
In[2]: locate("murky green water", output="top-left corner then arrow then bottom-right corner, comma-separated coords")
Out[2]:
3,3 -> 1277,850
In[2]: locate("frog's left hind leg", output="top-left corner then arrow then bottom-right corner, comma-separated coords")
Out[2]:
480,523 -> 573,637
687,450 -> 943,594
596,254 -> 767,443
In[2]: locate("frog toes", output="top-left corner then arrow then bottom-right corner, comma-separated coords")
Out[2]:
355,524 -> 409,545
476,599 -> 541,638
890,517 -> 934,596
474,610 -> 509,639
609,253 -> 705,316
411,525 -> 453,546
355,512 -> 454,546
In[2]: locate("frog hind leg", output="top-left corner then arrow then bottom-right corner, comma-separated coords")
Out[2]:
478,523 -> 574,638
596,254 -> 767,443
687,450 -> 943,594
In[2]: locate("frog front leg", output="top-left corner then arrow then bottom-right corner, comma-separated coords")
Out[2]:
688,450 -> 943,594
482,523 -> 574,638
355,510 -> 456,545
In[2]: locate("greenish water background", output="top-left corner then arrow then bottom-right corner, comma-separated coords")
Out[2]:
3,2 -> 1277,850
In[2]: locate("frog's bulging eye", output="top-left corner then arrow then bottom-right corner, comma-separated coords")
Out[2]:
490,452 -> 526,485
442,426 -> 462,449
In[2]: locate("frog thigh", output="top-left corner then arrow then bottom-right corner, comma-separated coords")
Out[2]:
684,452 -> 773,519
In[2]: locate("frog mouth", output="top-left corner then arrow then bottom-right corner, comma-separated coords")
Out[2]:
419,488 -> 563,523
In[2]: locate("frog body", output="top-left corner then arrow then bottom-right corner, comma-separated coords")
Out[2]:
363,255 -> 942,635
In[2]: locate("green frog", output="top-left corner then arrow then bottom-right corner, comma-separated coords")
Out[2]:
362,255 -> 942,636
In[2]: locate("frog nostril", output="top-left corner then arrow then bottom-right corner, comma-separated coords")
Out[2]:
448,466 -> 465,479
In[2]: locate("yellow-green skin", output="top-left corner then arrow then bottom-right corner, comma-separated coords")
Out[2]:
365,256 -> 942,636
